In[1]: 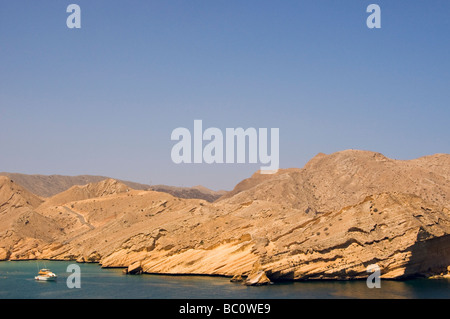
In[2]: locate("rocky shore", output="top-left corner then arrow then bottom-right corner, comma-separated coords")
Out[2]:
1,150 -> 449,283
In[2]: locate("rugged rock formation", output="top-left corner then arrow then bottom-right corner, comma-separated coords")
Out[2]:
217,150 -> 450,212
0,247 -> 10,261
0,172 -> 225,202
0,150 -> 449,281
126,261 -> 143,275
245,271 -> 271,286
0,176 -> 62,260
0,173 -> 150,197
429,266 -> 450,279
0,176 -> 43,211
230,274 -> 244,282
258,192 -> 450,280
44,179 -> 131,206
149,185 -> 226,202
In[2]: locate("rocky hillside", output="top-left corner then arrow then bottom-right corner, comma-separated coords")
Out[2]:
0,176 -> 62,260
218,150 -> 449,211
149,185 -> 226,203
43,179 -> 132,207
0,172 -> 224,202
0,150 -> 449,281
0,173 -> 150,197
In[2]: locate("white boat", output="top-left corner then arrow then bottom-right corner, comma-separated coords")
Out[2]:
35,269 -> 57,281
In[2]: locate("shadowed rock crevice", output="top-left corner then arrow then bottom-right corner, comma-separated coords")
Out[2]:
401,233 -> 450,279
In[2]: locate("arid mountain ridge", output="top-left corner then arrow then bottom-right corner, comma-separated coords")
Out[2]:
0,149 -> 449,282
0,172 -> 224,202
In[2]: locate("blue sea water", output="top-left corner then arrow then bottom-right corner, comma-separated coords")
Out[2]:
0,261 -> 449,299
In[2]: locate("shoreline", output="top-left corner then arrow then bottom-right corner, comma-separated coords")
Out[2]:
2,259 -> 449,282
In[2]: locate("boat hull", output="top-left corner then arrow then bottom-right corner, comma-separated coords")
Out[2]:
35,275 -> 57,281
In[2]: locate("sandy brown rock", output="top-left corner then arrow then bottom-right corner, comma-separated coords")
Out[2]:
127,261 -> 143,275
0,176 -> 63,260
230,274 -> 244,282
149,185 -> 226,202
1,150 -> 449,281
0,248 -> 10,260
0,172 -> 225,202
0,176 -> 43,212
257,192 -> 450,280
44,179 -> 131,206
0,173 -> 151,198
218,150 -> 450,213
245,271 -> 271,286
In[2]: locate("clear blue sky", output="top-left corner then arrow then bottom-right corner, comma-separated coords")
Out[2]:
1,1 -> 449,190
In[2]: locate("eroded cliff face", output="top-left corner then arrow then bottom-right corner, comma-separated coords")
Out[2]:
1,150 -> 449,281
257,193 -> 450,280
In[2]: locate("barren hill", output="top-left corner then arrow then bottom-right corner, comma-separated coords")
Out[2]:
44,179 -> 132,207
0,173 -> 225,202
0,173 -> 149,198
0,176 -> 43,212
1,150 -> 449,281
0,176 -> 62,260
218,150 -> 450,212
149,185 -> 226,203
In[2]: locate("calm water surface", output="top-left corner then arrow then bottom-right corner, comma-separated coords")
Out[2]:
0,261 -> 449,299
